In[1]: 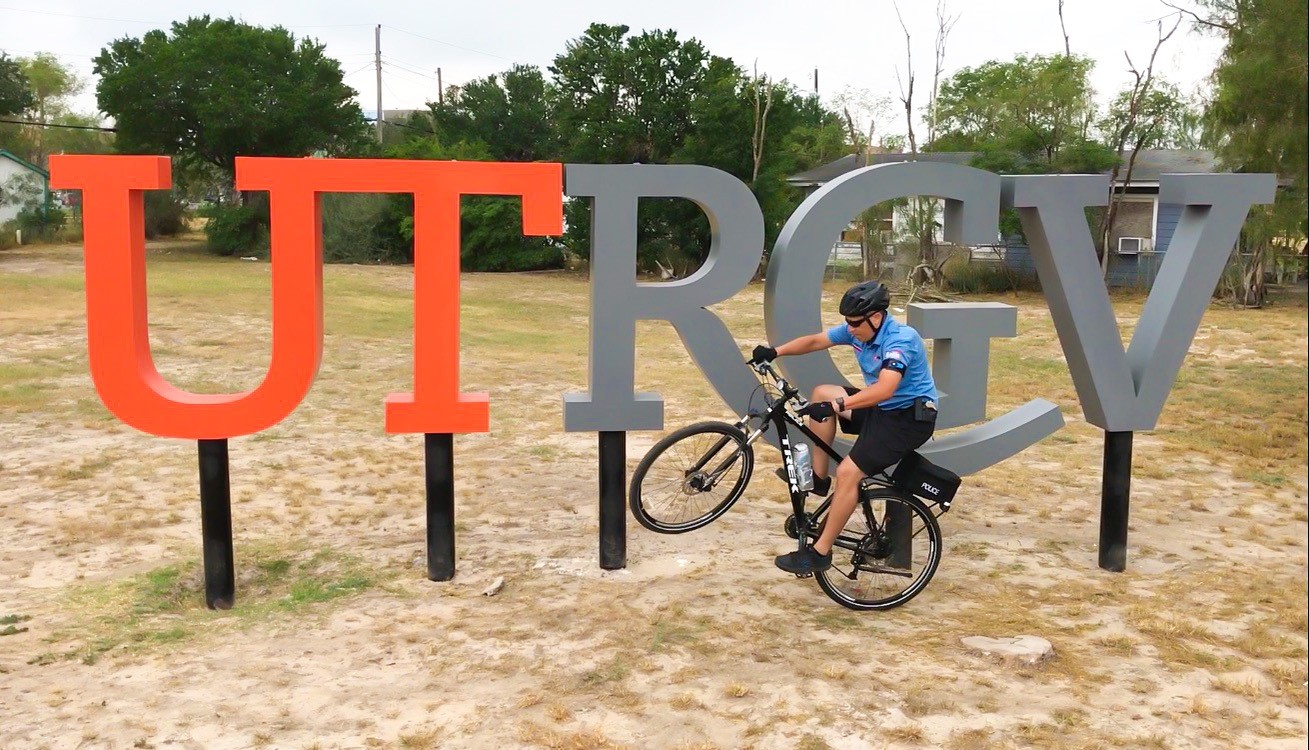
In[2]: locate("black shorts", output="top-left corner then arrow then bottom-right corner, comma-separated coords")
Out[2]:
836,386 -> 937,476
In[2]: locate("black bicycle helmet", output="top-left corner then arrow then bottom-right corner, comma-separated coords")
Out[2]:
839,281 -> 891,317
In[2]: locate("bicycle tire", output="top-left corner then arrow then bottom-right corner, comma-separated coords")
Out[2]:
814,489 -> 941,610
629,421 -> 754,534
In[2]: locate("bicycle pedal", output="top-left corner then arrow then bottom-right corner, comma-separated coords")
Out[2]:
794,572 -> 814,579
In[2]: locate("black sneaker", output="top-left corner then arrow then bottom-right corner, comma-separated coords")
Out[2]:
774,546 -> 833,575
774,469 -> 832,497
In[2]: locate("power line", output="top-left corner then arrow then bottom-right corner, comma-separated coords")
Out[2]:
0,5 -> 375,32
382,55 -> 437,78
380,25 -> 513,62
382,60 -> 437,82
0,118 -> 115,132
382,58 -> 465,91
0,5 -> 155,25
0,49 -> 103,64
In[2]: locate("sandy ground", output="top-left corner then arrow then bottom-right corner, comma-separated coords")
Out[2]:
0,242 -> 1306,749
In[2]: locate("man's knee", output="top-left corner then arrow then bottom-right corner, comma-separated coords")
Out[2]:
810,384 -> 846,402
836,457 -> 865,484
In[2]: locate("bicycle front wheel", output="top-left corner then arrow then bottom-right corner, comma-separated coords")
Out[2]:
629,421 -> 754,534
814,489 -> 941,610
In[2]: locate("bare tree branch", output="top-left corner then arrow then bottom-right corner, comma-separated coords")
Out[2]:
1100,15 -> 1183,274
930,0 -> 960,144
1161,0 -> 1236,30
750,60 -> 774,184
893,0 -> 917,155
1059,0 -> 1072,56
843,106 -> 860,151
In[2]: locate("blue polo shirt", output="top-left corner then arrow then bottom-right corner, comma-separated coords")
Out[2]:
826,314 -> 938,410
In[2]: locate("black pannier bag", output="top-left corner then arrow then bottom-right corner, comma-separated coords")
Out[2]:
891,451 -> 961,510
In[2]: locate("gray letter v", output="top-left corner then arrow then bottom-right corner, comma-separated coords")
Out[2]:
1005,173 -> 1275,431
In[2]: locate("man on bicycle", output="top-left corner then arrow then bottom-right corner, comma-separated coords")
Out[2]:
751,280 -> 938,575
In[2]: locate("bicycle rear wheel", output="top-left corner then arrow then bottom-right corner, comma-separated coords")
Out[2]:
629,421 -> 754,534
814,489 -> 941,610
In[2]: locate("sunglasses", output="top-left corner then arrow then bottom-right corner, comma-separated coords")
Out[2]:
845,315 -> 874,328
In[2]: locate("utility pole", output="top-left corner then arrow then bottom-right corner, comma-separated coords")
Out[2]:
814,67 -> 819,95
437,68 -> 443,106
375,24 -> 384,142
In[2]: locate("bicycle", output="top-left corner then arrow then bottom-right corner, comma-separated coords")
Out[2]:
628,358 -> 961,610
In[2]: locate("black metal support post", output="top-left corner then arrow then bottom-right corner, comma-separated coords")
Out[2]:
197,439 -> 235,610
598,431 -> 626,570
1099,430 -> 1134,572
425,432 -> 455,581
888,497 -> 913,569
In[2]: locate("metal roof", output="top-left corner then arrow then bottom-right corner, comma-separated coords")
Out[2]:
786,148 -> 1219,188
0,149 -> 49,179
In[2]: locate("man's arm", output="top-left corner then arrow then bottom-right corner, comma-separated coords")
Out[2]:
840,370 -> 901,410
775,333 -> 835,357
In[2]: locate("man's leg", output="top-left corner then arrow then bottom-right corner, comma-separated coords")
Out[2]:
774,453 -> 866,574
807,385 -> 850,480
813,456 -> 866,556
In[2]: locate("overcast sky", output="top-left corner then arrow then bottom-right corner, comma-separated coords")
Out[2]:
2,0 -> 1225,136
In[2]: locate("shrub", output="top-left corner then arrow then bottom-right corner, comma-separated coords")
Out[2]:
322,193 -> 407,264
143,191 -> 189,238
456,196 -> 565,272
942,256 -> 1039,293
204,203 -> 268,257
15,204 -> 68,239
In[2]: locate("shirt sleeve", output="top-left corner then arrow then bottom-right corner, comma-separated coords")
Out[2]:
826,324 -> 854,346
880,333 -> 916,374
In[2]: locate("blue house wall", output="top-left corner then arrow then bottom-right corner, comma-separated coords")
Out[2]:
997,202 -> 1184,289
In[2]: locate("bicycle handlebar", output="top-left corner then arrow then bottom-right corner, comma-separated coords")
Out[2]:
747,357 -> 804,405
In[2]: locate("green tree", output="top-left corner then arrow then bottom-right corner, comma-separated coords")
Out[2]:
934,54 -> 1117,244
0,53 -> 90,166
43,112 -> 115,157
549,24 -> 846,270
18,53 -> 85,166
94,16 -> 371,186
934,54 -> 1116,173
676,68 -> 846,253
381,135 -> 563,270
1097,76 -> 1196,265
550,24 -> 722,165
429,64 -> 559,161
0,52 -> 33,117
1183,0 -> 1308,305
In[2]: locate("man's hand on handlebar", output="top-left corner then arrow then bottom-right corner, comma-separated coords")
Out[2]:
750,344 -> 778,363
797,401 -> 836,421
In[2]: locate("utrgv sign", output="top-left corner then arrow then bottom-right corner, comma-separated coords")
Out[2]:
50,156 -> 1274,475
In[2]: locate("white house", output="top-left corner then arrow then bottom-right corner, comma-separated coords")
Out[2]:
0,149 -> 49,225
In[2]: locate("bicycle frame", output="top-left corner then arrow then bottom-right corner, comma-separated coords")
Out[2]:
737,361 -> 902,556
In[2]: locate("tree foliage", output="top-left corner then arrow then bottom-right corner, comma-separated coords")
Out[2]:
0,52 -> 34,117
0,53 -> 104,167
933,54 -> 1116,173
384,136 -> 563,270
1200,0 -> 1307,196
94,16 -> 371,180
550,24 -> 723,165
429,65 -> 559,162
1100,81 -> 1195,152
1190,0 -> 1308,305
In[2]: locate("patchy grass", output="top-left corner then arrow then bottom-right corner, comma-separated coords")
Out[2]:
29,543 -> 390,666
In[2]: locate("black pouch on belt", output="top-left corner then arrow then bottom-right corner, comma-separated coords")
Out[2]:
913,398 -> 938,423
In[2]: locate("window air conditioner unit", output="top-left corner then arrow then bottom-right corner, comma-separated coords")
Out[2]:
1118,237 -> 1148,255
